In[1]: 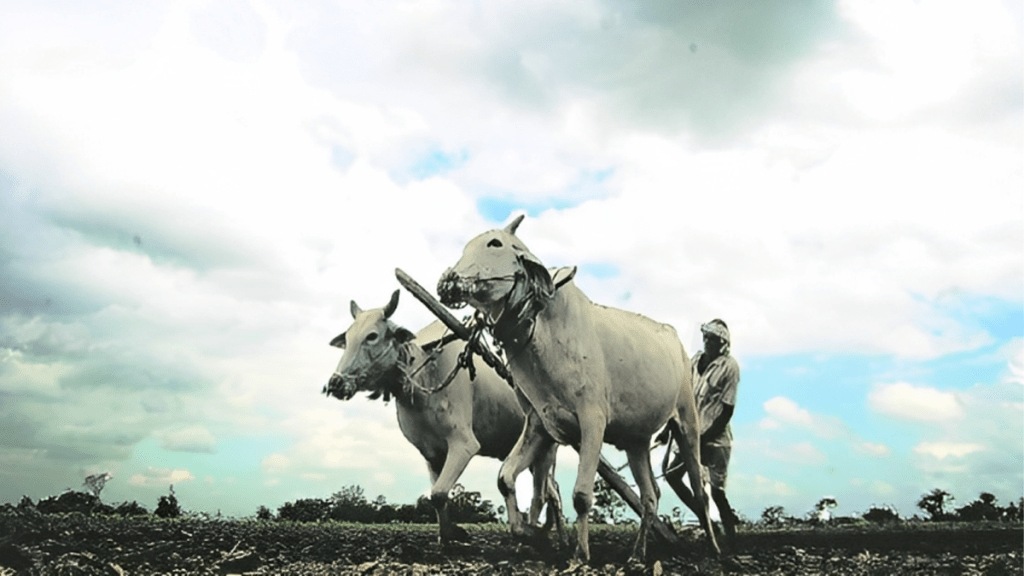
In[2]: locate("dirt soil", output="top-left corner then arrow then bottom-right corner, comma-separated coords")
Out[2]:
0,509 -> 1020,575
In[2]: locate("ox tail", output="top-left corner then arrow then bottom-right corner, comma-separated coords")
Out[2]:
659,342 -> 692,478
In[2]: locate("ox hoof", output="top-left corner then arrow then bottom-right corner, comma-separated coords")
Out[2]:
511,522 -> 542,541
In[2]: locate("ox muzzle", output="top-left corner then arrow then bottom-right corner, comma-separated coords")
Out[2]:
323,372 -> 359,401
437,268 -> 473,308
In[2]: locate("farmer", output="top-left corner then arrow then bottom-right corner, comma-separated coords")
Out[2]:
661,318 -> 741,539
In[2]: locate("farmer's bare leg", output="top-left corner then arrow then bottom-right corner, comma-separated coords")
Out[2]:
705,444 -> 737,541
664,451 -> 699,517
670,420 -> 720,556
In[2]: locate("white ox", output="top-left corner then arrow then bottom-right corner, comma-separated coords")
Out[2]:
437,216 -> 719,563
324,290 -> 563,544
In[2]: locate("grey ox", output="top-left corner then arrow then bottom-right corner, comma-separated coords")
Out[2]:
324,290 -> 564,544
437,215 -> 719,563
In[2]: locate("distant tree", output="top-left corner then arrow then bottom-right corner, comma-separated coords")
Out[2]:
277,498 -> 331,522
155,485 -> 182,519
862,505 -> 900,523
447,484 -> 500,524
811,497 -> 838,522
1003,497 -> 1024,523
329,485 -> 375,522
955,492 -> 1002,522
16,496 -> 36,512
255,505 -> 273,521
917,489 -> 954,521
82,472 -> 113,499
760,505 -> 789,526
589,478 -> 630,525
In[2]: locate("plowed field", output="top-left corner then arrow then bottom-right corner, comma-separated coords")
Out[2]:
0,510 -> 1020,575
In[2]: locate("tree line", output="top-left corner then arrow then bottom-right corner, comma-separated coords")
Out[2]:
269,484 -> 500,524
3,473 -> 501,525
3,473 -> 1021,528
757,489 -> 1023,526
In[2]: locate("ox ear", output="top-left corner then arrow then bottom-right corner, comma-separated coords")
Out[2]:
329,331 -> 347,349
504,213 -> 525,235
393,326 -> 416,343
382,289 -> 400,319
514,246 -> 554,300
350,300 -> 363,319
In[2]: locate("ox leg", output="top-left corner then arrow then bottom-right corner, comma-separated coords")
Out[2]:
667,420 -> 720,556
625,444 -> 659,563
431,435 -> 481,544
529,443 -> 567,547
570,418 -> 606,565
425,458 -> 452,543
498,411 -> 554,541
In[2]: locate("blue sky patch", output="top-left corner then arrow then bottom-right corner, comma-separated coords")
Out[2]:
408,148 -> 467,180
331,145 -> 355,172
579,261 -> 620,279
476,167 -> 615,222
477,196 -> 584,222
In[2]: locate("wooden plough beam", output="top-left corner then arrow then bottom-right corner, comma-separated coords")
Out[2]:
395,268 -> 682,547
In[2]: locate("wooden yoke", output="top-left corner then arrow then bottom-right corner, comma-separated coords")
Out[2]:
394,267 -> 682,547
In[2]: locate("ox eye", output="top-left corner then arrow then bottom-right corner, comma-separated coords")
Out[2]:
487,238 -> 503,248
365,332 -> 379,343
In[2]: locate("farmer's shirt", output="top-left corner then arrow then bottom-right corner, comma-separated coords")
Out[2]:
691,351 -> 740,448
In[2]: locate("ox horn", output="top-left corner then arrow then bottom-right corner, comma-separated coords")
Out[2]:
350,300 -> 363,318
383,289 -> 400,319
504,213 -> 525,235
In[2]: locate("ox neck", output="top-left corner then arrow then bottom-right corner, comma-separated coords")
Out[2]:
487,275 -> 555,357
390,342 -> 438,407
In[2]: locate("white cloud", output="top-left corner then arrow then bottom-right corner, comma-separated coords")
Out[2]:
128,467 -> 195,487
856,442 -> 891,458
790,441 -> 827,465
869,382 -> 964,422
762,397 -> 815,428
261,453 -> 291,474
748,474 -> 796,498
160,425 -> 216,454
759,396 -> 843,439
1004,338 -> 1024,386
914,442 -> 986,460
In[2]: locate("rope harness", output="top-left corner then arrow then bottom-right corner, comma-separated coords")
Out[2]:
404,264 -> 575,397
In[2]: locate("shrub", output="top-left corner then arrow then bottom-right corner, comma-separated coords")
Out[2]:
155,485 -> 182,519
760,505 -> 789,526
113,501 -> 149,517
37,491 -> 101,515
955,492 -> 1002,522
256,505 -> 273,521
862,505 -> 900,523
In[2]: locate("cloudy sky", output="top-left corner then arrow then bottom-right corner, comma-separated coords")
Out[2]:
1,0 -> 1021,522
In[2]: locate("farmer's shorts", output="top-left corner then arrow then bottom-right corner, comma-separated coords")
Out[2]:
701,443 -> 731,490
